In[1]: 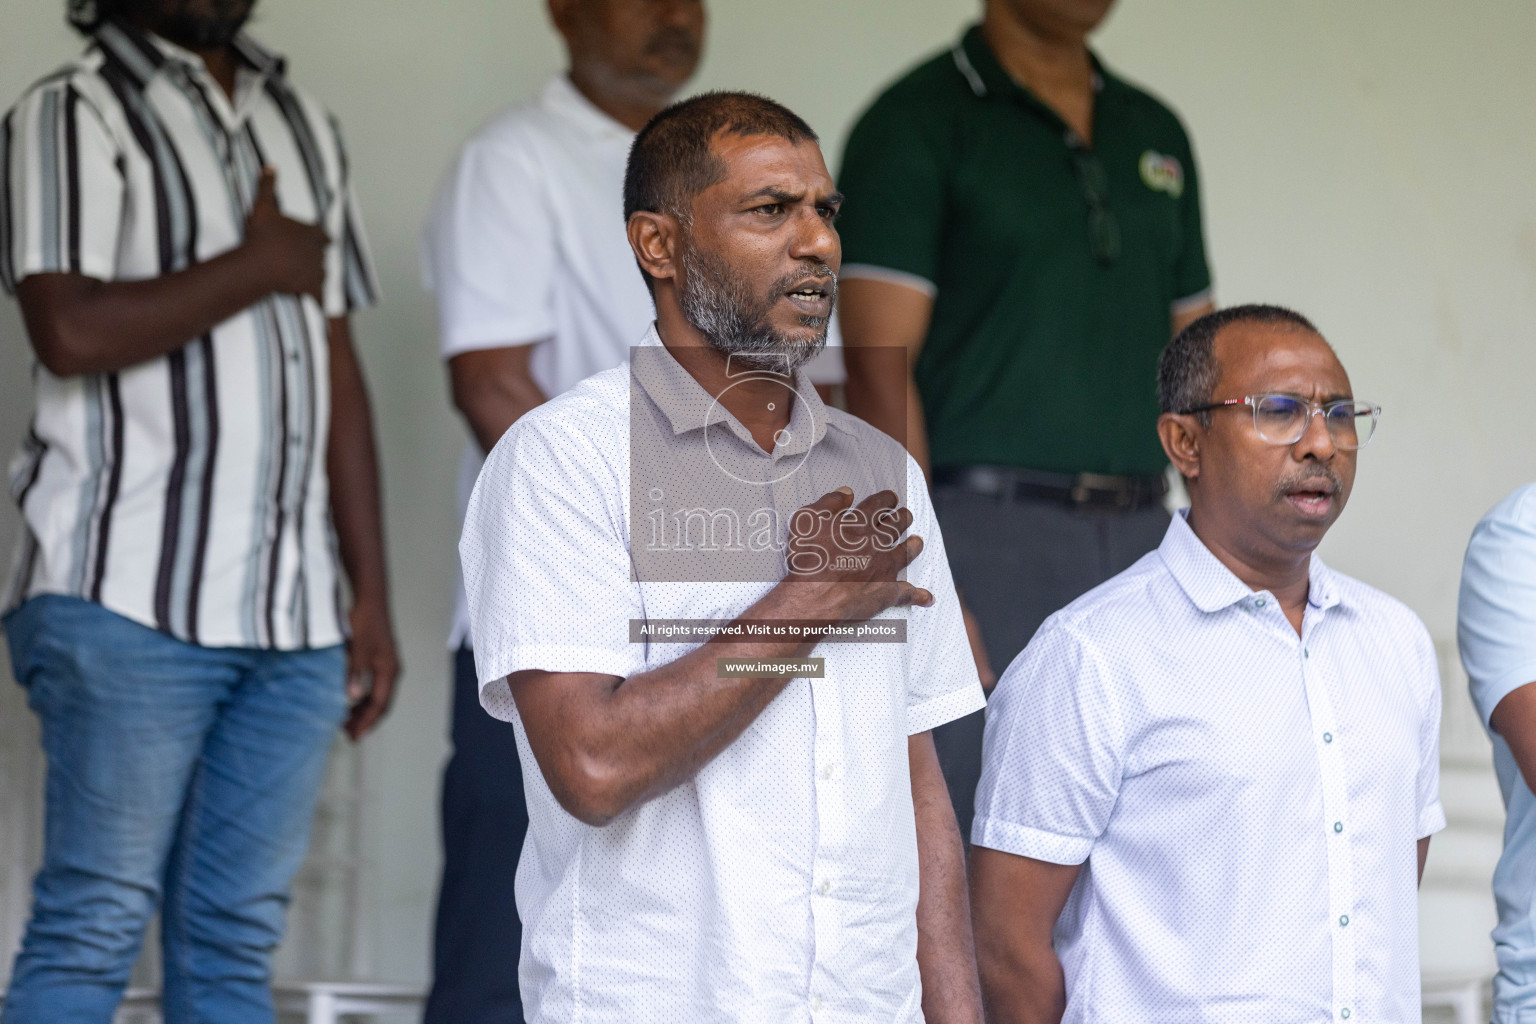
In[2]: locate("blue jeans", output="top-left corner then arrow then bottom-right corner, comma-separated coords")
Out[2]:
1,595 -> 346,1024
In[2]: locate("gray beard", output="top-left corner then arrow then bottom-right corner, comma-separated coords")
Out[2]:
677,244 -> 832,374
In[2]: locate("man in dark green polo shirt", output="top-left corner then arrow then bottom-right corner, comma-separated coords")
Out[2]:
838,0 -> 1214,842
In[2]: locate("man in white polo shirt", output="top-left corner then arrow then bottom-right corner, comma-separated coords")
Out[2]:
420,2 -> 704,1019
460,92 -> 985,1023
971,305 -> 1443,1023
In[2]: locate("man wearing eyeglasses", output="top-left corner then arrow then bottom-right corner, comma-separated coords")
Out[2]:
969,305 -> 1442,1023
835,0 -> 1214,841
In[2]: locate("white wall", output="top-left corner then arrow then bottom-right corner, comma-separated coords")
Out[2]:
1,0 -> 1532,990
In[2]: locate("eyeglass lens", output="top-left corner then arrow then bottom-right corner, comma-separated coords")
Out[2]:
1253,395 -> 1378,448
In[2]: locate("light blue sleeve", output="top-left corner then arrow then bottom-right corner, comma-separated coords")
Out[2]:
1458,484 -> 1536,729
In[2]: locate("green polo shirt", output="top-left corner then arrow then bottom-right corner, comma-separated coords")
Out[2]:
837,26 -> 1212,476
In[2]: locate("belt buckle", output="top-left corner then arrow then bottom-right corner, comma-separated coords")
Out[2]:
970,467 -> 1007,499
1070,472 -> 1133,508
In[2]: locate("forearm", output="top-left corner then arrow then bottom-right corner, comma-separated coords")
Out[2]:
525,583 -> 841,823
912,733 -> 983,1024
447,345 -> 551,454
971,848 -> 1079,1024
838,278 -> 933,476
843,355 -> 906,439
17,248 -> 276,376
844,366 -> 930,479
517,489 -> 931,824
327,319 -> 389,606
979,941 -> 1066,1024
841,359 -> 921,466
457,375 -> 548,454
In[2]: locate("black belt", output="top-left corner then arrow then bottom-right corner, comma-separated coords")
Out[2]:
932,465 -> 1168,511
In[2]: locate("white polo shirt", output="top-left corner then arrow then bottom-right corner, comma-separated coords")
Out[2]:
459,327 -> 983,1024
975,511 -> 1444,1024
422,74 -> 653,648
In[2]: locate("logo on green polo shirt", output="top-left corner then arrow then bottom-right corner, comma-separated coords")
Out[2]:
1139,151 -> 1184,198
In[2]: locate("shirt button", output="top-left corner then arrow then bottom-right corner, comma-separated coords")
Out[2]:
811,995 -> 822,1012
1333,821 -> 1343,833
1339,914 -> 1350,927
819,764 -> 834,780
1255,597 -> 1267,607
818,879 -> 831,896
1304,648 -> 1310,659
1323,732 -> 1333,744
1340,1009 -> 1351,1020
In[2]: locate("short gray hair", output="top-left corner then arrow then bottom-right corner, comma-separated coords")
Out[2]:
1157,304 -> 1320,423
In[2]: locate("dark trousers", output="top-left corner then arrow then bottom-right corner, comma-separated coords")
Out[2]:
424,647 -> 527,1024
930,487 -> 1170,844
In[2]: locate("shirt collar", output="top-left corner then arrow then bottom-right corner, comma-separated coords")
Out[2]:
95,17 -> 285,90
1159,509 -> 1343,614
630,323 -> 836,457
952,23 -> 1110,109
541,74 -> 636,142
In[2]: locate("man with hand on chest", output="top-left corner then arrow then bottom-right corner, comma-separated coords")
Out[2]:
0,0 -> 395,1021
460,91 -> 986,1024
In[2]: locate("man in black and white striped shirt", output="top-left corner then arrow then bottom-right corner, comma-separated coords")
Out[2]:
0,1 -> 398,1020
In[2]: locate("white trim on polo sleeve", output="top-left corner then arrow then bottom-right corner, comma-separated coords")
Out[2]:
839,263 -> 938,299
1171,287 -> 1214,315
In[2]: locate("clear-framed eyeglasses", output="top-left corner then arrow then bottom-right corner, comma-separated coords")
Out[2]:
1179,394 -> 1381,449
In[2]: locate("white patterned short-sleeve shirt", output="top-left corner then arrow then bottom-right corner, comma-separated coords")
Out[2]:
1,20 -> 378,648
975,511 -> 1444,1024
459,326 -> 984,1024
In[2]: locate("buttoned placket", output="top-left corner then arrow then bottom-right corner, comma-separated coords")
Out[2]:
691,368 -> 846,1018
1252,593 -> 1356,1021
170,60 -> 317,514
806,662 -> 846,1020
756,403 -> 844,1020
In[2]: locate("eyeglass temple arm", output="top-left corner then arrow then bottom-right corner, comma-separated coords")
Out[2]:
1175,398 -> 1249,415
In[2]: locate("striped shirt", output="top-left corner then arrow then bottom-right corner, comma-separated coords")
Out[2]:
0,19 -> 379,649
